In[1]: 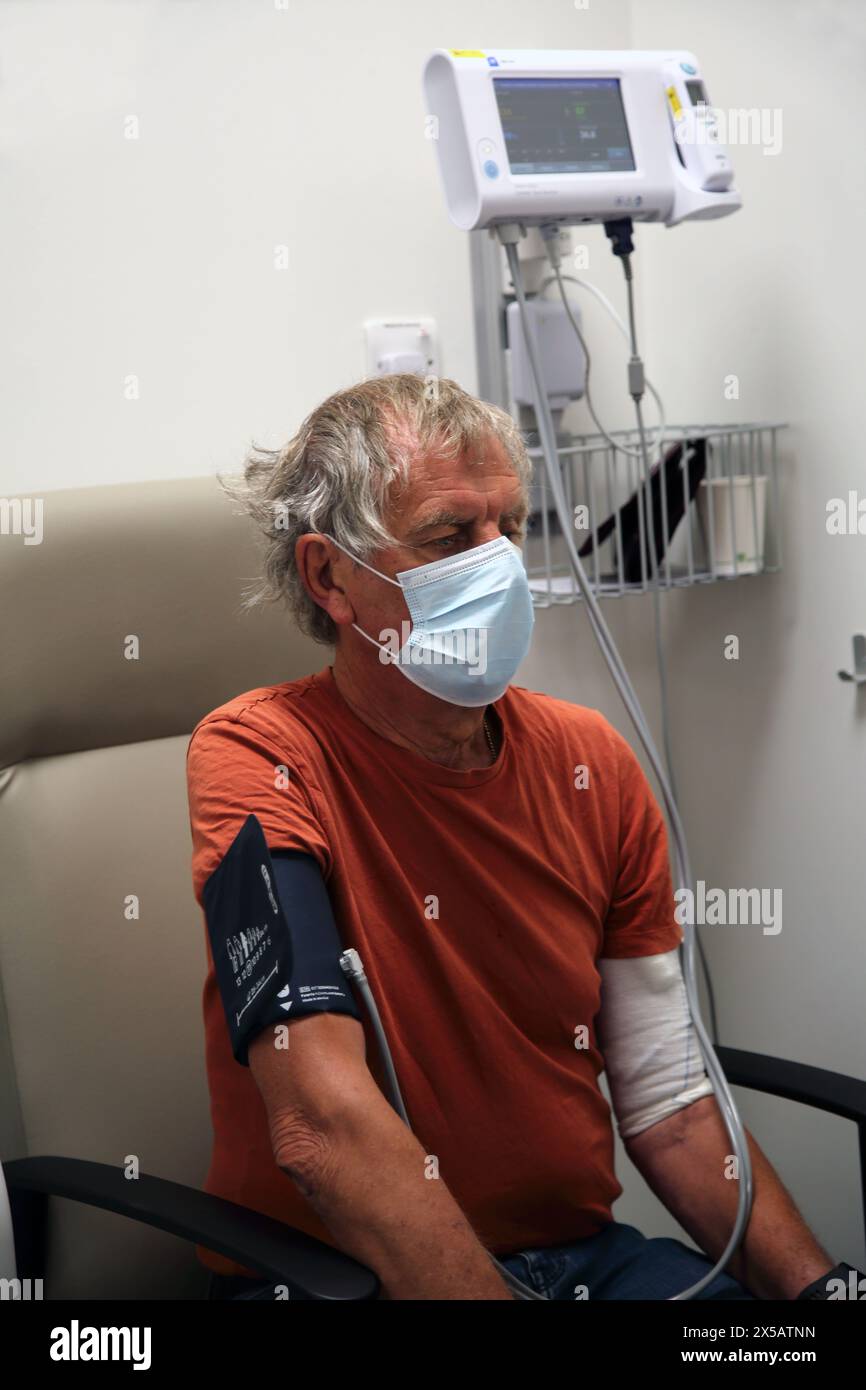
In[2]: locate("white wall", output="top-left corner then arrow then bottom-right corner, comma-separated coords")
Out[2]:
0,0 -> 629,493
621,0 -> 864,1270
521,1 -> 866,1270
526,0 -> 866,1269
4,0 -> 864,1276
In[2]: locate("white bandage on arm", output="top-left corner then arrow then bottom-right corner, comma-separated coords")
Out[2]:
596,948 -> 714,1141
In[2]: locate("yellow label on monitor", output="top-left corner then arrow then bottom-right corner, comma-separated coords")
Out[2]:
666,85 -> 683,117
449,49 -> 485,58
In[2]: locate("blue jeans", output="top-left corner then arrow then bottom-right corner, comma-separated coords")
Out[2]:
497,1221 -> 757,1300
207,1220 -> 757,1301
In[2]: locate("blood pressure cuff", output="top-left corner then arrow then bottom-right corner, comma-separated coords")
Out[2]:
201,813 -> 361,1067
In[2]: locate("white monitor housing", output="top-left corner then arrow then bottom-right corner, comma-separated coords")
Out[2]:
423,48 -> 741,231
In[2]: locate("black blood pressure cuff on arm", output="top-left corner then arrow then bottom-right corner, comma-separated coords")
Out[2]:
202,813 -> 361,1067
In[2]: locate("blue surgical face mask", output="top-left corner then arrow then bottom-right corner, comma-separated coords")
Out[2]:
323,532 -> 535,707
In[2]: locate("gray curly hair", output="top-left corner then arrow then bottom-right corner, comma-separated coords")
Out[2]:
220,373 -> 532,645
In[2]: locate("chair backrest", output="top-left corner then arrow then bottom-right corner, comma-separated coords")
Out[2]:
0,477 -> 324,1297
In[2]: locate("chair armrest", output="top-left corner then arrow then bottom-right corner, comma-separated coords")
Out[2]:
716,1046 -> 866,1253
715,1047 -> 866,1124
4,1155 -> 378,1301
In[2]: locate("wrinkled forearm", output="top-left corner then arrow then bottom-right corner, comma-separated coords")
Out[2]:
274,1098 -> 513,1300
624,1095 -> 833,1300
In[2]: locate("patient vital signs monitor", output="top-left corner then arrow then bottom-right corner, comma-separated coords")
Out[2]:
423,49 -> 740,230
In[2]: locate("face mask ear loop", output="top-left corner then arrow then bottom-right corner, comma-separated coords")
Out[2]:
322,536 -> 405,659
323,534 -> 402,588
352,621 -> 400,663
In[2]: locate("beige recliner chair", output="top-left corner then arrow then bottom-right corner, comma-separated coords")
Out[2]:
0,476 -> 377,1300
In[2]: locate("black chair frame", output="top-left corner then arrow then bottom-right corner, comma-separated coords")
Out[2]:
5,1046 -> 865,1299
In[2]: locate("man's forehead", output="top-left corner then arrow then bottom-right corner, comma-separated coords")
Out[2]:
397,437 -> 518,495
380,433 -> 526,533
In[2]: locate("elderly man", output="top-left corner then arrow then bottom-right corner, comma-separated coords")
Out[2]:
187,373 -> 836,1302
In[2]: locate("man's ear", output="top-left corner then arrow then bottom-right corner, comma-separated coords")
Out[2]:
295,534 -> 356,628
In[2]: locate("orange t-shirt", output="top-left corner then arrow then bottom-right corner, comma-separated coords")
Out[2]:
185,664 -> 682,1277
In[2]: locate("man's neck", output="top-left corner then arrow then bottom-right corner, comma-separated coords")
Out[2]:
330,652 -> 496,770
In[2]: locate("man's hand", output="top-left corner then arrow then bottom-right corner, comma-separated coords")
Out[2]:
249,1013 -> 513,1300
624,1094 -> 835,1300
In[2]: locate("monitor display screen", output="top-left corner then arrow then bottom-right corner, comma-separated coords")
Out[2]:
685,79 -> 710,107
492,77 -> 636,175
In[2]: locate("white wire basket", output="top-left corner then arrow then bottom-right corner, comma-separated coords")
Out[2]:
523,422 -> 785,604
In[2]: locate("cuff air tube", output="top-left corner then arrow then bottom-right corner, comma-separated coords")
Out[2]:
202,813 -> 360,1066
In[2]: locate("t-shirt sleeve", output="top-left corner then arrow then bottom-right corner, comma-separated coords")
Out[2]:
186,714 -> 332,907
600,724 -> 684,960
